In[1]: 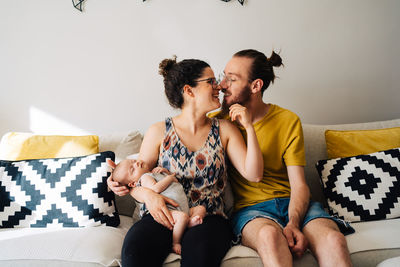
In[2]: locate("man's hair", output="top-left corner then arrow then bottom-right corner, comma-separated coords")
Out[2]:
234,49 -> 283,94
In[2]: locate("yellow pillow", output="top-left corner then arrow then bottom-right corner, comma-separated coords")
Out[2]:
325,127 -> 400,159
0,132 -> 99,161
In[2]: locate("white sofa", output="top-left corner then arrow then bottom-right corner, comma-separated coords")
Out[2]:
0,119 -> 399,267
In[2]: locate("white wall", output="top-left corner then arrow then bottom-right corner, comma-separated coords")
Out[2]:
1,0 -> 399,136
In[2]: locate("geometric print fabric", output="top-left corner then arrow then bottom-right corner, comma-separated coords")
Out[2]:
0,151 -> 119,228
316,147 -> 400,222
158,117 -> 227,217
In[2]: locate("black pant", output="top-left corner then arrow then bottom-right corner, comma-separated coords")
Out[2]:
121,214 -> 233,267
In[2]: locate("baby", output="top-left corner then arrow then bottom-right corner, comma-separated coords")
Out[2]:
108,159 -> 206,254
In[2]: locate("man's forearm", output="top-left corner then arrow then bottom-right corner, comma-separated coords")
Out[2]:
288,185 -> 310,227
287,165 -> 310,228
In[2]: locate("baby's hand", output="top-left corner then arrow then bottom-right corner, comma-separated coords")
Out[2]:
166,173 -> 178,183
152,167 -> 171,175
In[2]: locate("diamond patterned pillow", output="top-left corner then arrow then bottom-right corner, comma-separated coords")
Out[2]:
0,151 -> 119,228
316,147 -> 400,222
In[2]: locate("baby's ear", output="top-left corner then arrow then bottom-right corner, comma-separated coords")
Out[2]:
107,159 -> 117,169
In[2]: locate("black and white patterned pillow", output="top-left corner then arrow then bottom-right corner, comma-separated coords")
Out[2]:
0,151 -> 119,228
316,147 -> 400,222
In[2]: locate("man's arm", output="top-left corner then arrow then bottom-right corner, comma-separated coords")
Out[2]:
284,165 -> 310,258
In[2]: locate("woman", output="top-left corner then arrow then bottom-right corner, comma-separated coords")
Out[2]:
108,56 -> 263,267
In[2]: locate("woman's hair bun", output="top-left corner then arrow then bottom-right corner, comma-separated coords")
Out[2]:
268,51 -> 283,68
159,55 -> 177,78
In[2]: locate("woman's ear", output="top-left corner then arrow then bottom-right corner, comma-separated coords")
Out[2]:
251,79 -> 263,93
182,84 -> 194,97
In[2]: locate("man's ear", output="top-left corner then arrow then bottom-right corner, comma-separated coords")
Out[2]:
107,159 -> 117,169
251,79 -> 263,93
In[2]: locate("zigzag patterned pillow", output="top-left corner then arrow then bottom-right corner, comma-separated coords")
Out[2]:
316,147 -> 400,222
0,151 -> 119,228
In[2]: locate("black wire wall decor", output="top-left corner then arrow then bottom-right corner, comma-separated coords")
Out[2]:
72,0 -> 85,12
73,0 -> 245,12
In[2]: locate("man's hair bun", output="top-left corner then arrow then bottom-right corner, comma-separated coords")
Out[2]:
268,51 -> 283,68
159,55 -> 177,78
268,51 -> 282,67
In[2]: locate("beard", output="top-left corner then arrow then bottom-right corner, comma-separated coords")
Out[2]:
221,84 -> 252,116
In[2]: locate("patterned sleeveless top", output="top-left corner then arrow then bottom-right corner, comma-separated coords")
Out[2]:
158,117 -> 227,217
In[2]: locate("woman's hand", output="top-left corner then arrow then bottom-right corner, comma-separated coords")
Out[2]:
107,175 -> 130,196
229,104 -> 252,129
143,189 -> 179,230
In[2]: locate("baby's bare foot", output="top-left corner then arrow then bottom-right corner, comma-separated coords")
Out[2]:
172,243 -> 181,255
188,215 -> 203,228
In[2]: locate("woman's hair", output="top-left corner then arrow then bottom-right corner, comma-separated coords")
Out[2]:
159,56 -> 210,109
233,49 -> 283,94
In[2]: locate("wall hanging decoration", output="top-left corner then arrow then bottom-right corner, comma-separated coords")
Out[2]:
72,0 -> 85,12
220,0 -> 244,5
73,0 -> 245,12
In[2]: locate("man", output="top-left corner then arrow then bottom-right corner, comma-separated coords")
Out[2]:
210,49 -> 353,267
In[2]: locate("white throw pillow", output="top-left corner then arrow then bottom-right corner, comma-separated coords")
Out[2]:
316,147 -> 400,222
99,131 -> 142,163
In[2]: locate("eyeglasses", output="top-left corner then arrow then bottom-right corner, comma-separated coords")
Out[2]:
218,73 -> 234,88
218,73 -> 252,88
195,77 -> 219,89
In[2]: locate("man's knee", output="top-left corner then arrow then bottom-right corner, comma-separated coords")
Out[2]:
305,219 -> 348,251
259,223 -> 282,239
252,223 -> 284,249
325,229 -> 347,248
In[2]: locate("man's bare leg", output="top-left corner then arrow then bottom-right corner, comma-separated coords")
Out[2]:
241,218 -> 292,267
188,205 -> 206,228
170,210 -> 189,254
303,218 -> 352,267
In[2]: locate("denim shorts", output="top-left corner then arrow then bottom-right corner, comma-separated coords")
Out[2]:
231,198 -> 354,242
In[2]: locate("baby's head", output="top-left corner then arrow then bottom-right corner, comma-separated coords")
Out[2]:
110,159 -> 150,188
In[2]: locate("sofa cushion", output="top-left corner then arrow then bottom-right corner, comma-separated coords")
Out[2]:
0,132 -> 99,161
0,151 -> 119,228
316,147 -> 400,222
99,131 -> 142,163
302,118 -> 400,206
325,127 -> 400,159
0,215 -> 133,266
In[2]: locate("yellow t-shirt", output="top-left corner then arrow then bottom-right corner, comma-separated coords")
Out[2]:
210,104 -> 306,211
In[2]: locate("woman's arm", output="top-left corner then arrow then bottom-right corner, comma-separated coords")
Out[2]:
222,104 -> 263,182
108,122 -> 178,229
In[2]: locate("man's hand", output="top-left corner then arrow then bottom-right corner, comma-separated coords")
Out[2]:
229,104 -> 252,129
283,223 -> 308,258
144,190 -> 179,230
107,175 -> 130,196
